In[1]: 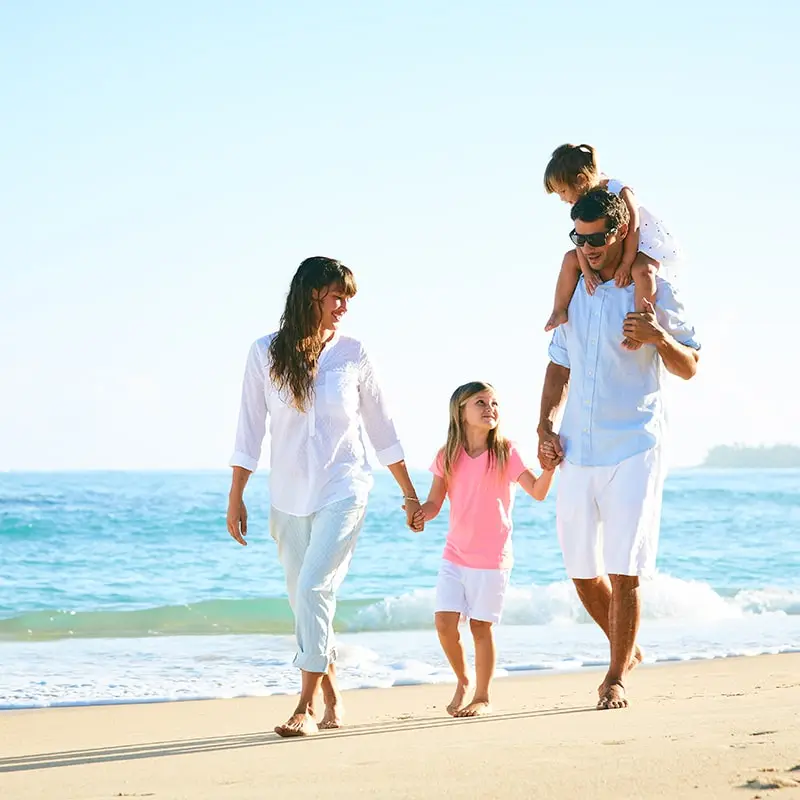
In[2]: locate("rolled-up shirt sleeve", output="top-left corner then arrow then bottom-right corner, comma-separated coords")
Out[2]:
357,345 -> 405,466
655,280 -> 701,350
229,339 -> 269,472
548,326 -> 570,368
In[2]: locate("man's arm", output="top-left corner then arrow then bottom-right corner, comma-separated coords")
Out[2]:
537,361 -> 570,467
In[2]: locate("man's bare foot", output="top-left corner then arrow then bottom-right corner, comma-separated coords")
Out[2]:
621,336 -> 643,351
545,309 -> 568,332
598,645 -> 644,697
319,698 -> 344,730
455,699 -> 492,718
274,712 -> 319,738
597,680 -> 627,710
446,681 -> 470,717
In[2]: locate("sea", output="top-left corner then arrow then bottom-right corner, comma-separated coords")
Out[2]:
1,468 -> 799,710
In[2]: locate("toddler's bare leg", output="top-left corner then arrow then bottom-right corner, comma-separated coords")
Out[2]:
455,619 -> 495,717
546,250 -> 582,331
622,255 -> 659,351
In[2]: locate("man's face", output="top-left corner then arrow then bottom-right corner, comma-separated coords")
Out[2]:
573,216 -> 626,271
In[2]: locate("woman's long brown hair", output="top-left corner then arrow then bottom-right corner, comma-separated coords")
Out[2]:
268,257 -> 357,411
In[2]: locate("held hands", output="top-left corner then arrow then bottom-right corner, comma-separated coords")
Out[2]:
402,498 -> 425,533
622,298 -> 665,346
538,431 -> 564,470
227,496 -> 248,546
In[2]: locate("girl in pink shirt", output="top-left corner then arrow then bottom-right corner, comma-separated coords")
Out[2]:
412,381 -> 556,717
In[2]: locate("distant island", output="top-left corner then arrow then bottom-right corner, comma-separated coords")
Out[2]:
702,444 -> 800,468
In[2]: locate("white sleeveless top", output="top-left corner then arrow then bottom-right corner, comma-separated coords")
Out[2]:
606,177 -> 683,270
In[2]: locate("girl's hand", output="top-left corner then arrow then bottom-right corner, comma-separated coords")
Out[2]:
227,497 -> 248,546
582,268 -> 602,296
615,263 -> 633,288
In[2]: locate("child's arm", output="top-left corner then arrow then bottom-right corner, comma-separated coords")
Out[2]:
517,467 -> 555,501
574,246 -> 602,295
420,476 -> 447,521
616,187 -> 641,288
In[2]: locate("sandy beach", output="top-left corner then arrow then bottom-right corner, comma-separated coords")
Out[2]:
1,653 -> 798,799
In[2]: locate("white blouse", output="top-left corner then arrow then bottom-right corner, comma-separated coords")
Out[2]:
229,332 -> 405,516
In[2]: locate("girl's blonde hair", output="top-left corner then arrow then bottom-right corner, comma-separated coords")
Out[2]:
440,381 -> 510,482
268,256 -> 357,411
543,143 -> 599,194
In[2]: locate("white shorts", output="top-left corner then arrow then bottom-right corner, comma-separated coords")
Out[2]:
434,559 -> 510,624
556,447 -> 666,579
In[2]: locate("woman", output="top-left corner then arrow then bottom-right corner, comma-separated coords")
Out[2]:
227,256 -> 422,737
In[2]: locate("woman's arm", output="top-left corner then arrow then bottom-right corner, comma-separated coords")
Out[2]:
616,187 -> 641,287
517,467 -> 555,501
227,340 -> 269,546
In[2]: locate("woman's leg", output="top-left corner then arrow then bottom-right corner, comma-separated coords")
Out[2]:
278,498 -> 366,735
270,509 -> 321,736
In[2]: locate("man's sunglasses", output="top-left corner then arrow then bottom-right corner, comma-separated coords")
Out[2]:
569,227 -> 617,248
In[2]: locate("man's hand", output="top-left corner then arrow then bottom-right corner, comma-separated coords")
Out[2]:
622,298 -> 665,345
227,497 -> 248,546
537,428 -> 564,469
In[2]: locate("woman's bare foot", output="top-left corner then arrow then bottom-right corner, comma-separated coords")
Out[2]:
446,681 -> 470,717
455,699 -> 492,718
274,711 -> 319,738
597,681 -> 627,710
545,309 -> 569,332
319,697 -> 344,730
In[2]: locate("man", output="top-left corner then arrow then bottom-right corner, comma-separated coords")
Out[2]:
538,188 -> 700,710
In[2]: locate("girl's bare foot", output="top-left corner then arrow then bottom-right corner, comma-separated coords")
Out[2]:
455,699 -> 492,717
621,336 -> 643,351
545,309 -> 569,332
274,712 -> 319,738
446,681 -> 470,717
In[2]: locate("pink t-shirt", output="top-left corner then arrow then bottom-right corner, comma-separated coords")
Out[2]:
430,442 -> 529,570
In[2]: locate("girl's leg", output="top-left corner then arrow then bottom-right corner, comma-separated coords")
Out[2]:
435,611 -> 471,716
456,619 -> 495,717
546,250 -> 582,332
622,254 -> 659,351
274,498 -> 366,737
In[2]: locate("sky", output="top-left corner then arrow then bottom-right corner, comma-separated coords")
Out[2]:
1,0 -> 798,472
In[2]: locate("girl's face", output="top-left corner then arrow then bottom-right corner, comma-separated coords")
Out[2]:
313,283 -> 351,332
461,390 -> 499,431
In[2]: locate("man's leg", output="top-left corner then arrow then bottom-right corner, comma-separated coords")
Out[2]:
596,574 -> 641,709
573,576 -> 644,692
596,447 -> 665,710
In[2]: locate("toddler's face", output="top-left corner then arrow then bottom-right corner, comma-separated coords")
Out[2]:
553,183 -> 581,205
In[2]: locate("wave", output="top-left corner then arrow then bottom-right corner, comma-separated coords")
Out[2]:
2,575 -> 798,642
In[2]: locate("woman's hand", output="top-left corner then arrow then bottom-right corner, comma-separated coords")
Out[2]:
227,496 -> 248,546
402,498 -> 424,533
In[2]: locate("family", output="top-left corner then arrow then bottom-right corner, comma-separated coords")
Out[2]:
225,144 -> 701,737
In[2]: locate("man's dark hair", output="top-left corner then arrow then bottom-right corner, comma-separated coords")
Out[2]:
571,188 -> 630,231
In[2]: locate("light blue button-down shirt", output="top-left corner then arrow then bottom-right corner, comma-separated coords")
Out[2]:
548,277 -> 700,467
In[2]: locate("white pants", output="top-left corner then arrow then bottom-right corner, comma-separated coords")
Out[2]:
556,448 -> 665,579
434,560 -> 510,624
270,497 -> 367,673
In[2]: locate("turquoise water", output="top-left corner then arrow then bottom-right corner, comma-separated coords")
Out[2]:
1,469 -> 799,707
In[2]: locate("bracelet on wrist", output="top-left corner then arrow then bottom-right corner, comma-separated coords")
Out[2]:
403,495 -> 420,503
